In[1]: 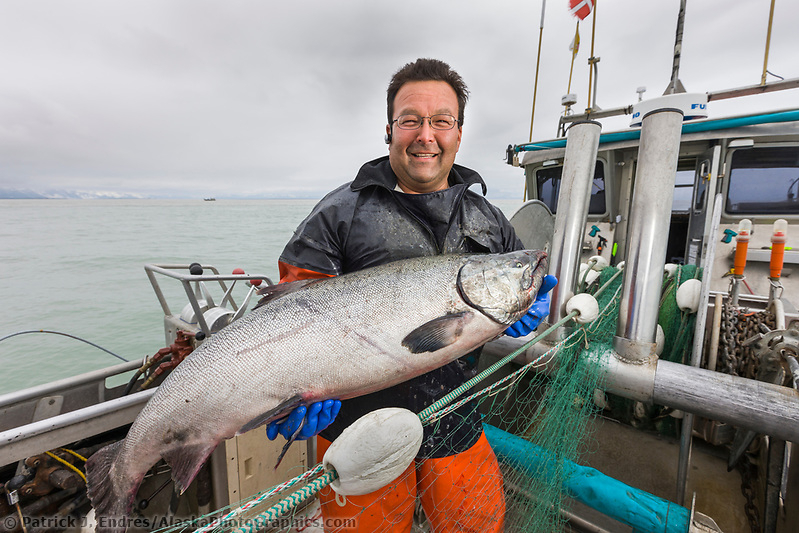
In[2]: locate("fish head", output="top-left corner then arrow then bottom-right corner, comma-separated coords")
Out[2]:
457,249 -> 549,325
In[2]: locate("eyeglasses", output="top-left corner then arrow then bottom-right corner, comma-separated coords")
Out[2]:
392,114 -> 459,131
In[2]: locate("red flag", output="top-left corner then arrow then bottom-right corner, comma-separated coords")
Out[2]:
568,0 -> 593,20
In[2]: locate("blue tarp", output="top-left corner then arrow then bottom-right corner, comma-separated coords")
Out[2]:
484,423 -> 691,533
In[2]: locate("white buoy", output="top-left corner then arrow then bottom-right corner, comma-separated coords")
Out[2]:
656,324 -> 665,356
664,263 -> 679,279
566,293 -> 599,324
593,389 -> 608,410
323,408 -> 423,496
589,255 -> 609,270
676,279 -> 702,313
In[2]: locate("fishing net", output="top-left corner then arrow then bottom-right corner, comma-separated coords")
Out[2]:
602,264 -> 701,439
473,265 -> 621,532
149,264 -> 701,533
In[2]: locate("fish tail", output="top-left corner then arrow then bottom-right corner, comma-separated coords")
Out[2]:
86,440 -> 144,533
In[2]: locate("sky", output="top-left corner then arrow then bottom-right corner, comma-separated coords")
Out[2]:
0,0 -> 797,200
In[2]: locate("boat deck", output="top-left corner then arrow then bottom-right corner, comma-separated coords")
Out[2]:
574,416 -> 748,532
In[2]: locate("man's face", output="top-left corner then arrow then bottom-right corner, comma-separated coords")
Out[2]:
387,80 -> 462,194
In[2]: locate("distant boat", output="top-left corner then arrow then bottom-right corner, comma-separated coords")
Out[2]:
204,197 -> 216,201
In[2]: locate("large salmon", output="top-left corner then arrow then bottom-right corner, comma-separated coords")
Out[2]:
85,250 -> 548,531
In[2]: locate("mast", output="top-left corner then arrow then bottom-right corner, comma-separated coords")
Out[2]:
761,0 -> 777,85
664,0 -> 687,95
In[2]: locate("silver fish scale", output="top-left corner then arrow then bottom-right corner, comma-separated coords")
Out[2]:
88,251 -> 545,527
119,255 -> 499,472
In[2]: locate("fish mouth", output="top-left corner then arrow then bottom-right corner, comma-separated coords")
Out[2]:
528,251 -> 549,295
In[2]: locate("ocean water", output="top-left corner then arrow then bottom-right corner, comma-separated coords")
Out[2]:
0,198 -> 522,395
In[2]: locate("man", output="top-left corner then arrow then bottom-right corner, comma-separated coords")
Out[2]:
268,58 -> 556,532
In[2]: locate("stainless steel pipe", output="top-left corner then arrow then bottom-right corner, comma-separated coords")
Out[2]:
652,359 -> 799,443
615,108 -> 684,360
589,345 -> 799,444
483,337 -> 799,443
547,121 -> 601,334
484,338 -> 799,444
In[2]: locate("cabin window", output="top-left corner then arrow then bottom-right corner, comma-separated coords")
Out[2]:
672,169 -> 695,213
694,161 -> 708,211
536,161 -> 606,215
726,146 -> 799,215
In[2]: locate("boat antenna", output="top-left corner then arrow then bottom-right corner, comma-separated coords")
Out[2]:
528,0 -> 547,142
760,0 -> 777,85
664,0 -> 687,94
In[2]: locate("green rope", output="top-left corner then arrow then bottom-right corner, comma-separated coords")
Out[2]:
428,332 -> 587,423
418,311 -> 579,425
231,470 -> 339,533
434,275 -> 625,425
191,464 -> 326,533
419,266 -> 624,425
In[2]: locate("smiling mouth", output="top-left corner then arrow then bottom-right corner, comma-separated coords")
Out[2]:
411,153 -> 438,159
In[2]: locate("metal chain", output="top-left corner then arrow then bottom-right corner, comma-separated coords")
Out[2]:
717,303 -> 775,378
717,304 -> 779,533
736,453 -> 761,533
719,301 -> 738,375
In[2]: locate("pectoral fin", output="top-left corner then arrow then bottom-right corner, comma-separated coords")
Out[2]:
237,395 -> 303,435
401,312 -> 471,354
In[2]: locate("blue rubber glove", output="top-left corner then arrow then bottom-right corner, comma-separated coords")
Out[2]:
266,399 -> 341,441
505,274 -> 558,338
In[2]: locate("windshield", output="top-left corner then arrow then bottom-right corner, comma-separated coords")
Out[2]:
726,146 -> 799,215
536,161 -> 606,215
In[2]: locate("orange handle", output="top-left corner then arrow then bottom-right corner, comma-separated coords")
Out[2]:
770,241 -> 785,279
733,241 -> 749,276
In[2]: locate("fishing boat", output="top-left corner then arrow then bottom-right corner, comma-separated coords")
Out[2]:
2,2 -> 798,532
479,1 -> 798,530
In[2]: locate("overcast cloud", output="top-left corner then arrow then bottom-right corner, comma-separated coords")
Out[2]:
0,0 -> 797,199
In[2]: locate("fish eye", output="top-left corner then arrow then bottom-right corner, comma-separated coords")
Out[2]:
515,261 -> 523,268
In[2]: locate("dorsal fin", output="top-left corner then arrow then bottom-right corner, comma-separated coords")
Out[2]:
254,279 -> 324,309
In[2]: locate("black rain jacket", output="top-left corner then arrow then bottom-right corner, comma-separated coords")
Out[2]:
278,155 -> 522,458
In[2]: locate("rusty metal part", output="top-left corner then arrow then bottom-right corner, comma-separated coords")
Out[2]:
19,466 -> 84,498
715,308 -> 795,530
16,449 -> 86,499
728,319 -> 795,471
736,453 -> 761,533
717,303 -> 778,378
744,319 -> 799,364
19,465 -> 59,498
138,330 -> 195,390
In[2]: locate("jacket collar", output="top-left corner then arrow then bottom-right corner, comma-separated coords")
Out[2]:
351,156 -> 488,196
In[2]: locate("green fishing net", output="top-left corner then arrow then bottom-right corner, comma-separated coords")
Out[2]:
473,266 -> 622,532
474,264 -> 700,532
161,264 -> 702,533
